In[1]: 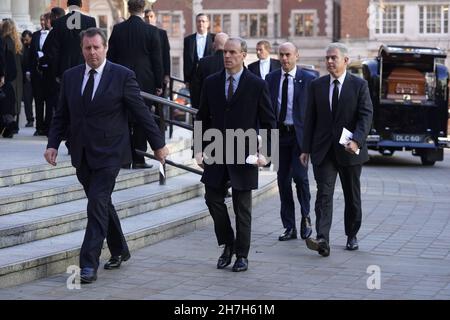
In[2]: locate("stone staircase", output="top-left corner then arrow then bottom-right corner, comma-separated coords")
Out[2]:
0,137 -> 278,288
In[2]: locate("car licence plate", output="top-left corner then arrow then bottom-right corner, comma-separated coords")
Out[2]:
392,134 -> 425,143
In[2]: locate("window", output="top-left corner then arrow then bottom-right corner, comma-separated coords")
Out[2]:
293,13 -> 315,37
171,56 -> 180,78
420,5 -> 449,34
159,13 -> 182,37
206,14 -> 231,34
239,14 -> 268,38
375,5 -> 404,34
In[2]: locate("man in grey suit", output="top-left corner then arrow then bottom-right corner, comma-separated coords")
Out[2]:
300,43 -> 373,257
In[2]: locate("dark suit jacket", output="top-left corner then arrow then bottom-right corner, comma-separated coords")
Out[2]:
47,61 -> 165,170
108,15 -> 163,93
196,68 -> 277,191
159,28 -> 170,78
183,32 -> 214,83
303,73 -> 373,166
43,11 -> 96,78
190,50 -> 224,109
248,58 -> 281,79
265,67 -> 318,150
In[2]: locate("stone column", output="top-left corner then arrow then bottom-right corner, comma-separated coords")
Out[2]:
11,0 -> 34,31
0,0 -> 12,19
30,0 -> 50,29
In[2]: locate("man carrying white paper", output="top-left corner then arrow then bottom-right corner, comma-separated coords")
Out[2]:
300,43 -> 373,257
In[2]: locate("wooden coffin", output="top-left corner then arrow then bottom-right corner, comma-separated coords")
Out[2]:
386,67 -> 426,100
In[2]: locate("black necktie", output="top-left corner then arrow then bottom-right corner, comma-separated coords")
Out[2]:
83,69 -> 96,108
227,76 -> 234,101
279,73 -> 289,124
332,79 -> 339,119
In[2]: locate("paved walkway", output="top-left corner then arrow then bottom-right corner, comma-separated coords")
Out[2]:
1,143 -> 449,300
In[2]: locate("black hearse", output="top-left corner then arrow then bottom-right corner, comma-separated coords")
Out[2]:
348,45 -> 449,165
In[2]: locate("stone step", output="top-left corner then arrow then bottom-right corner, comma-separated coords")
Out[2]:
0,139 -> 191,188
0,173 -> 203,249
0,148 -> 195,216
0,171 -> 278,288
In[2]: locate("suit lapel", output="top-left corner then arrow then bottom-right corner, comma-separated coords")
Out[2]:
293,68 -> 304,107
272,71 -> 281,119
228,68 -> 248,107
204,33 -> 213,56
335,73 -> 352,119
91,61 -> 112,104
255,61 -> 262,78
324,75 -> 333,117
77,65 -> 86,112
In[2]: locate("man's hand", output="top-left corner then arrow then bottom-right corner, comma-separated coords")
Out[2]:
44,148 -> 58,166
154,146 -> 169,164
0,76 -> 5,87
256,154 -> 268,167
345,140 -> 359,154
300,153 -> 309,167
156,88 -> 163,96
163,75 -> 170,86
194,152 -> 204,169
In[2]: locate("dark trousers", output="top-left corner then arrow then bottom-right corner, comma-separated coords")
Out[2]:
130,121 -> 147,164
76,153 -> 129,270
22,79 -> 34,122
277,131 -> 311,229
205,184 -> 252,258
312,147 -> 362,242
32,80 -> 54,133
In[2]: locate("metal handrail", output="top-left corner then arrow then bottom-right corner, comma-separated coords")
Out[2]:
140,90 -> 197,185
140,91 -> 197,115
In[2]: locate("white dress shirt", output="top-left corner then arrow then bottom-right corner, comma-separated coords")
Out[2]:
39,29 -> 49,51
329,70 -> 346,111
259,58 -> 271,80
81,59 -> 107,100
277,66 -> 297,125
196,33 -> 207,59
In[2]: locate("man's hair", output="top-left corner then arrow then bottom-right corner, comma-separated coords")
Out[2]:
144,9 -> 153,15
257,40 -> 271,51
326,42 -> 349,57
80,27 -> 107,47
21,30 -> 33,38
128,0 -> 146,14
51,7 -> 65,21
67,0 -> 82,7
196,13 -> 209,21
227,37 -> 247,53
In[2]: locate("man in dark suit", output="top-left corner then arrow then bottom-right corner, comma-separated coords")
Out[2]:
190,32 -> 228,109
29,14 -> 51,136
248,40 -> 281,80
44,28 -> 169,283
43,0 -> 96,82
300,43 -> 373,257
144,8 -> 170,91
183,13 -> 215,88
108,0 -> 163,169
266,42 -> 317,242
195,38 -> 276,272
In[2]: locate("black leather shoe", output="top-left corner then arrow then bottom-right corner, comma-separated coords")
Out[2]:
132,162 -> 153,169
104,252 -> 131,270
346,236 -> 359,251
318,238 -> 330,257
306,238 -> 330,257
278,228 -> 297,241
217,245 -> 234,269
80,267 -> 97,284
232,257 -> 248,272
300,216 -> 312,239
